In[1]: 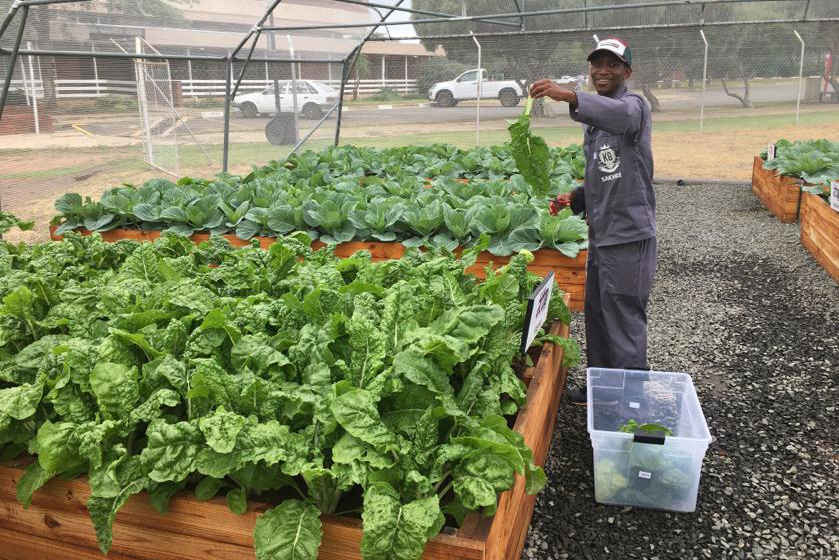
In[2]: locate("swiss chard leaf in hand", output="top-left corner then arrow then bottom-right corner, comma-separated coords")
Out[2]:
508,97 -> 553,197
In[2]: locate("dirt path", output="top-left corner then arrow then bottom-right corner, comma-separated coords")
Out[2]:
651,123 -> 839,181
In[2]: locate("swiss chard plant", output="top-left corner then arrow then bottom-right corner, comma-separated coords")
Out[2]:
507,97 -> 553,197
0,211 -> 34,236
0,232 -> 578,560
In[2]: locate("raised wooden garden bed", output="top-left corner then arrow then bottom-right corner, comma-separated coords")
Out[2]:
0,300 -> 571,560
313,241 -> 586,312
751,155 -> 803,223
800,193 -> 839,282
50,228 -> 587,312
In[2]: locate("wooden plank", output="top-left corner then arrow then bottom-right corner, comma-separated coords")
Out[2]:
0,468 -> 485,560
484,296 -> 570,560
523,318 -> 570,385
0,468 -> 257,549
751,155 -> 802,223
0,527 -> 143,560
0,491 -> 256,560
318,516 -> 485,560
1,302 -> 572,560
801,193 -> 839,282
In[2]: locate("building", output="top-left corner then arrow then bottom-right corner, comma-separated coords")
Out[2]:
10,0 -> 440,99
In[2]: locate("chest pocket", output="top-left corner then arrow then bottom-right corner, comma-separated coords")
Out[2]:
590,134 -> 623,180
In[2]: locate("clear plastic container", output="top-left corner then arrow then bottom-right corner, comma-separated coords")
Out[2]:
586,368 -> 712,512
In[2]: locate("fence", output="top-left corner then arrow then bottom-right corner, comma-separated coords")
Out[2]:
181,78 -> 418,97
1,78 -> 420,100
54,79 -> 137,98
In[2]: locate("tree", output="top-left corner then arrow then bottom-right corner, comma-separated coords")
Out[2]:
351,52 -> 370,101
412,0 -> 589,115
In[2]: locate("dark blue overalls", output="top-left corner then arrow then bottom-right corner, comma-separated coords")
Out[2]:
568,84 -> 657,370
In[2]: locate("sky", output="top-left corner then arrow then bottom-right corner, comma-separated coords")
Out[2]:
369,0 -> 419,39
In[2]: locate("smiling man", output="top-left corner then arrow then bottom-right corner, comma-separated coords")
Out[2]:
530,37 -> 656,405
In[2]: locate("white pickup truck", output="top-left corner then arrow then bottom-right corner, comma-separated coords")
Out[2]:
428,69 -> 525,107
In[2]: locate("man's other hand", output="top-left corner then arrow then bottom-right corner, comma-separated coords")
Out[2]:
549,193 -> 572,215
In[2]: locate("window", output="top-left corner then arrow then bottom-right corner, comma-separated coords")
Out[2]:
293,82 -> 315,94
458,71 -> 478,82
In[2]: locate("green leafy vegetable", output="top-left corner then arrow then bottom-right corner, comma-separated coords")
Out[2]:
507,98 -> 553,197
0,232 -> 577,560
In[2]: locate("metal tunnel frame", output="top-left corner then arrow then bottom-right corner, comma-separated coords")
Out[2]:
0,0 -> 836,173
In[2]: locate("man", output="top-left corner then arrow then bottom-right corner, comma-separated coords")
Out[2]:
530,37 -> 656,405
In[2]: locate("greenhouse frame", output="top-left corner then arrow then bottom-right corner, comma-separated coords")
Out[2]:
1,0 -> 837,172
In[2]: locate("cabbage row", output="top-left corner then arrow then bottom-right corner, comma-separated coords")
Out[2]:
761,138 -> 839,186
0,232 -> 576,560
53,144 -> 589,258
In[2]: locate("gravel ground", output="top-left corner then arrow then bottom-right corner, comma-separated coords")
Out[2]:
523,183 -> 839,560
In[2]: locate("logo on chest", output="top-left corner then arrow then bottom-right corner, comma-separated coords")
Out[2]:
597,143 -> 621,174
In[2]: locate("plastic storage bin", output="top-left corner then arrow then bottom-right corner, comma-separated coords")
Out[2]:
586,368 -> 712,512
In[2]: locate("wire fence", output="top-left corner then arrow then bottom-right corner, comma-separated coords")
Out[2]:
0,0 -> 837,244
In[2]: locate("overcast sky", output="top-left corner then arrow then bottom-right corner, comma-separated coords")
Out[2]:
369,0 -> 418,39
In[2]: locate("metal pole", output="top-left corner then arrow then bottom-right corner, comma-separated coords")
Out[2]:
231,30 -> 261,99
0,4 -> 21,42
231,0 -> 284,58
381,55 -> 385,88
223,59 -> 232,172
92,43 -> 100,97
291,101 -> 340,154
135,37 -> 154,167
584,0 -> 588,29
328,0 -> 519,28
21,47 -> 31,106
18,0 -> 92,6
27,41 -> 39,134
187,47 -> 195,99
333,0 -> 407,147
699,29 -> 708,134
472,33 -> 482,147
335,59 -> 351,146
0,45 -> 338,64
370,16 -> 839,43
287,35 -> 298,141
262,0 -> 831,32
404,56 -> 408,94
794,30 -> 805,126
0,5 -> 29,122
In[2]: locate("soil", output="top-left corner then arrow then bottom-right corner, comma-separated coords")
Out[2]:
651,123 -> 839,182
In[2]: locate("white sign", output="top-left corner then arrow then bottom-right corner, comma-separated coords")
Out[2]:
629,401 -> 640,409
520,272 -> 555,353
831,181 -> 839,213
766,143 -> 776,160
638,471 -> 652,480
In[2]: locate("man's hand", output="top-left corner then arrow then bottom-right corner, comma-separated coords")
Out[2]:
530,79 -> 577,105
549,193 -> 572,215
